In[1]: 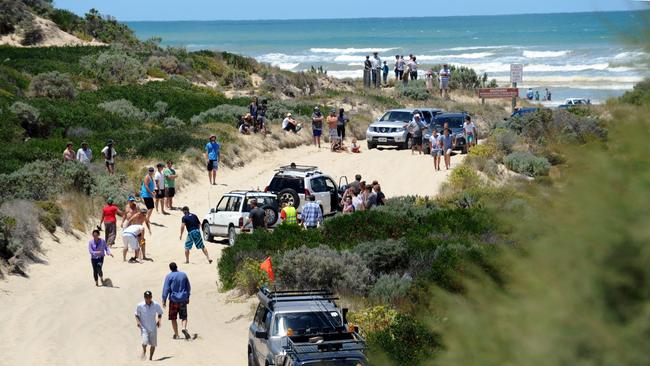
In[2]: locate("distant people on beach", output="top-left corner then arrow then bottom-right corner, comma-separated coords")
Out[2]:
282,112 -> 300,133
76,141 -> 92,166
351,138 -> 360,153
327,109 -> 340,152
204,134 -> 221,186
545,88 -> 552,101
395,55 -> 405,81
257,99 -> 268,134
535,90 -> 540,101
382,61 -> 389,85
239,114 -> 252,135
439,64 -> 451,99
164,161 -> 177,211
425,70 -> 434,91
102,139 -> 117,175
363,55 -> 372,88
311,107 -> 323,147
337,108 -> 349,141
371,52 -> 381,88
135,290 -> 163,361
408,56 -> 418,80
89,229 -> 113,286
429,128 -> 442,171
526,88 -> 534,100
154,163 -> 168,215
100,197 -> 122,247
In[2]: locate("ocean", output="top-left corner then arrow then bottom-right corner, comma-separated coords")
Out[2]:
127,11 -> 649,104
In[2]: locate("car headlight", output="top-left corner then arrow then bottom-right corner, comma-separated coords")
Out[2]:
396,127 -> 405,132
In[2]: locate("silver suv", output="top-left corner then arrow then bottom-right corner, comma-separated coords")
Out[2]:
248,288 -> 367,366
366,108 -> 443,150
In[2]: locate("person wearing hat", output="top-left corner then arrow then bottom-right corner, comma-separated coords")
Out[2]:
122,195 -> 139,228
76,141 -> 92,166
282,112 -> 298,133
154,163 -> 168,215
135,290 -> 164,361
204,134 -> 221,186
179,206 -> 212,264
63,142 -> 75,162
101,139 -> 117,175
141,167 -> 156,222
311,107 -> 323,148
99,197 -> 123,247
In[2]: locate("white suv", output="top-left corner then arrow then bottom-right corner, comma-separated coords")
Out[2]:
202,191 -> 279,246
264,164 -> 348,216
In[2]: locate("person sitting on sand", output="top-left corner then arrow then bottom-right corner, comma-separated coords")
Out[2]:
135,290 -> 163,361
89,229 -> 113,286
326,109 -> 339,152
239,117 -> 252,135
282,113 -> 298,133
351,138 -> 361,153
162,262 -> 193,340
179,206 -> 212,264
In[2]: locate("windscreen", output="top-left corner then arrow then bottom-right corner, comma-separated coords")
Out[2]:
269,177 -> 304,192
243,196 -> 278,212
435,116 -> 464,129
379,111 -> 413,122
273,311 -> 342,336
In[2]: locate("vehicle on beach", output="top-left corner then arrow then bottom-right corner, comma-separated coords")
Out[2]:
511,107 -> 541,118
558,98 -> 591,109
423,112 -> 470,154
202,191 -> 279,245
248,288 -> 368,366
264,164 -> 347,216
366,108 -> 443,150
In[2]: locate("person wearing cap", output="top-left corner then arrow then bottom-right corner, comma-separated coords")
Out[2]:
122,195 -> 141,228
163,161 -> 177,211
154,163 -> 168,215
326,109 -> 339,152
88,228 -> 113,286
282,112 -> 298,133
179,206 -> 212,264
141,167 -> 156,221
311,107 -> 323,147
204,135 -> 221,186
76,141 -> 92,166
101,139 -> 117,175
439,63 -> 452,99
135,290 -> 163,361
99,197 -> 123,247
122,223 -> 145,263
407,113 -> 426,155
63,142 -> 75,162
162,262 -> 192,340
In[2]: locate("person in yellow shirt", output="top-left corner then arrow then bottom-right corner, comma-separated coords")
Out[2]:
279,201 -> 297,225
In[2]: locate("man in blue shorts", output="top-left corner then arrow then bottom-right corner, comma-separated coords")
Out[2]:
311,107 -> 323,148
204,135 -> 220,186
179,206 -> 212,264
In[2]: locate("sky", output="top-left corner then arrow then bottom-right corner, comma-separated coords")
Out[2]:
53,0 -> 647,21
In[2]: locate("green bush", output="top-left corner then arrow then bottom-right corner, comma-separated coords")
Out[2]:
0,64 -> 30,97
504,151 -> 551,177
28,71 -> 76,99
276,245 -> 373,293
620,78 -> 650,106
233,257 -> 269,295
490,128 -> 518,156
448,164 -> 481,190
369,273 -> 412,305
146,55 -> 180,74
222,69 -> 251,88
0,200 -> 42,276
35,200 -> 63,234
81,50 -> 145,84
0,0 -> 31,35
20,23 -> 44,46
162,116 -> 185,129
396,80 -> 430,100
98,99 -> 148,121
10,101 -> 46,137
353,239 -> 409,276
368,314 -> 438,365
49,8 -> 79,32
190,104 -> 248,126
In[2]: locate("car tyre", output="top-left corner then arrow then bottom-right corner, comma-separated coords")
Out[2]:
248,346 -> 258,366
202,222 -> 214,242
228,226 -> 237,246
400,135 -> 412,150
262,205 -> 279,227
461,146 -> 468,154
278,188 -> 300,208
367,141 -> 375,150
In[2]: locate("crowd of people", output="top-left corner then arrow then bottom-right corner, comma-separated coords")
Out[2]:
63,139 -> 118,174
526,87 -> 552,101
237,97 -> 269,135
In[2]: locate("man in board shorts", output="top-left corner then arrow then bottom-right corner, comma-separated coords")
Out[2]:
204,135 -> 221,186
179,206 -> 212,264
162,262 -> 192,340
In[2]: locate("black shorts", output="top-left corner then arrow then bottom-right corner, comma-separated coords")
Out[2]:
207,160 -> 218,172
155,189 -> 165,199
143,197 -> 155,209
105,161 -> 114,168
413,136 -> 423,145
165,187 -> 175,198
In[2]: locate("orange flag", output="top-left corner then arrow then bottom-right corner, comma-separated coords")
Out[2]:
260,256 -> 275,282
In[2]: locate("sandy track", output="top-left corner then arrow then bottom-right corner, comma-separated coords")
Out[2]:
0,144 -> 464,366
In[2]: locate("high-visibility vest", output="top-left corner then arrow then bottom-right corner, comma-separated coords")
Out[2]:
282,206 -> 297,224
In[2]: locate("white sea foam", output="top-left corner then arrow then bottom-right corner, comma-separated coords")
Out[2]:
257,53 -> 325,64
523,50 -> 570,58
327,70 -> 364,79
442,45 -> 514,51
613,51 -> 648,60
310,47 -> 397,54
466,62 -> 617,73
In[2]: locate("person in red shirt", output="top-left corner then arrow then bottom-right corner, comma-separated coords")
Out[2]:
99,197 -> 123,247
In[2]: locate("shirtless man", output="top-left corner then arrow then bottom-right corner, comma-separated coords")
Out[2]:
122,196 -> 139,229
125,208 -> 153,261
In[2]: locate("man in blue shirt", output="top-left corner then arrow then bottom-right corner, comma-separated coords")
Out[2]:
180,206 -> 212,264
162,262 -> 192,340
204,134 -> 221,185
301,195 -> 323,229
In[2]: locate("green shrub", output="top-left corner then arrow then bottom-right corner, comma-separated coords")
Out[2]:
190,104 -> 248,126
276,245 -> 373,293
35,200 -> 63,234
353,239 -> 409,276
504,151 -> 551,177
58,160 -> 94,194
348,305 -> 398,336
10,101 -> 46,137
233,257 -> 269,295
0,0 -> 31,35
81,50 -> 145,84
20,23 -> 44,46
490,128 -> 518,156
28,71 -> 76,99
396,80 -> 430,100
367,314 -> 438,365
222,69 -> 251,88
146,55 -> 180,74
448,164 -> 481,190
49,8 -> 79,32
97,99 -> 148,121
0,200 -> 42,276
468,143 -> 496,158
149,101 -> 169,122
146,67 -> 167,79
162,116 -> 184,129
369,273 -> 412,305
620,78 -> 650,106
0,64 -> 30,97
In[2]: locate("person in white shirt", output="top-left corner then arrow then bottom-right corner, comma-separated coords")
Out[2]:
76,141 -> 92,166
409,56 -> 418,80
371,52 -> 381,88
101,139 -> 117,175
135,291 -> 163,361
154,163 -> 168,215
439,64 -> 452,99
463,115 -> 478,150
122,223 -> 144,262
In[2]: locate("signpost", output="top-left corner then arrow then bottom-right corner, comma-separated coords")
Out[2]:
478,88 -> 519,99
509,64 -> 524,112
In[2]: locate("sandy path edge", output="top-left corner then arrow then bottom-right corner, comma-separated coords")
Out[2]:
0,144 -> 464,366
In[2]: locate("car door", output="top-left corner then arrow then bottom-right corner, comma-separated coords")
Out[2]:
309,177 -> 330,214
250,304 -> 270,364
252,307 -> 273,365
212,196 -> 231,236
226,196 -> 243,230
325,177 -> 340,213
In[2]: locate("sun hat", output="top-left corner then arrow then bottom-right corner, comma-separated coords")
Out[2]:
127,195 -> 136,202
286,112 -> 292,117
148,167 -> 155,172
210,134 -> 217,139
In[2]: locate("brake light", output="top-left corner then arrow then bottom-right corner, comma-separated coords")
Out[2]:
304,189 -> 311,196
263,186 -> 269,192
238,217 -> 244,228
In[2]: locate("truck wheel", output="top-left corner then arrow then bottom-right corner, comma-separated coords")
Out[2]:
202,222 -> 214,242
367,141 -> 375,150
248,346 -> 258,366
400,136 -> 412,150
228,226 -> 237,246
262,205 -> 279,227
278,188 -> 300,208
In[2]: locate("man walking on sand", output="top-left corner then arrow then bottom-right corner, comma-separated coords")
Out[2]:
99,197 -> 122,247
141,167 -> 156,222
205,135 -> 221,186
154,163 -> 168,215
441,128 -> 455,170
135,291 -> 163,361
122,223 -> 144,263
162,262 -> 192,340
180,206 -> 212,264
163,161 -> 177,210
311,107 -> 323,148
89,229 -> 113,286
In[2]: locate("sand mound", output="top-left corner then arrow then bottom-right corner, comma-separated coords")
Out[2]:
0,15 -> 105,47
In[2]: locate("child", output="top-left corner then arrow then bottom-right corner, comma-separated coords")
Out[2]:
351,138 -> 361,153
429,129 -> 442,171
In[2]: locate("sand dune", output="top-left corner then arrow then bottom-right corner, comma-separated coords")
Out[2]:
0,144 -> 464,365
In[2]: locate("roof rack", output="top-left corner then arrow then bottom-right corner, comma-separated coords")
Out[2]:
258,288 -> 338,310
283,332 -> 366,361
276,164 -> 319,172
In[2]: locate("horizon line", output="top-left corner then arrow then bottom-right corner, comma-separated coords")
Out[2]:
121,8 -> 647,23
